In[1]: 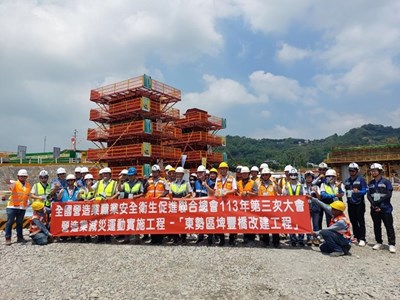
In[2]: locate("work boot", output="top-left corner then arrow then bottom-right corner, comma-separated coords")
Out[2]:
17,237 -> 28,243
5,238 -> 11,246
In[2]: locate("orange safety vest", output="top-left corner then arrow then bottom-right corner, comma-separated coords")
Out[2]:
29,213 -> 49,233
237,179 -> 255,193
145,178 -> 166,198
215,175 -> 234,196
9,181 -> 31,208
330,214 -> 351,239
258,181 -> 277,196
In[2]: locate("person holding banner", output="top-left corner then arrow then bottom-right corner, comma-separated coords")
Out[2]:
238,166 -> 258,245
311,200 -> 352,257
213,162 -> 237,246
79,174 -> 95,200
145,164 -> 169,244
89,167 -> 119,201
169,167 -> 193,244
57,174 -> 81,202
29,201 -> 53,245
257,167 -> 280,248
282,168 -> 306,247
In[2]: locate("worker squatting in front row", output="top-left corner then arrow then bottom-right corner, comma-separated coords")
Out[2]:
4,162 -> 396,255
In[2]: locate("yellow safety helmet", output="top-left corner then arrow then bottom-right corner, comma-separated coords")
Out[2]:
219,162 -> 229,169
210,168 -> 218,173
330,201 -> 346,212
32,201 -> 45,211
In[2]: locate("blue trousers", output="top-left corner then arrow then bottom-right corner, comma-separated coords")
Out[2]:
319,229 -> 350,253
5,208 -> 26,239
32,233 -> 49,245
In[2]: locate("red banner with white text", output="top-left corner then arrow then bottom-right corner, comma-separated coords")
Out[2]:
50,196 -> 312,236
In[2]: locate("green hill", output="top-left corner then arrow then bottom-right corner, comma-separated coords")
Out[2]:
219,124 -> 400,169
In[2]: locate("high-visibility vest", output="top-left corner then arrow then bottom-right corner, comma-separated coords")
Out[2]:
237,179 -> 255,193
33,182 -> 51,207
145,178 -> 166,198
8,181 -> 31,208
80,188 -> 94,200
30,212 -> 49,233
123,181 -> 142,195
258,181 -> 277,196
170,181 -> 188,197
286,182 -> 303,196
330,214 -> 351,239
323,184 -> 342,201
215,175 -> 234,196
94,180 -> 117,200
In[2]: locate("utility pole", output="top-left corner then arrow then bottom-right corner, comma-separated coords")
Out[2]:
44,136 -> 46,153
73,129 -> 78,152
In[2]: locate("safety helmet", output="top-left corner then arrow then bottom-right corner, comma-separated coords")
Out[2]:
119,169 -> 128,176
289,168 -> 298,179
168,167 -> 176,172
260,163 -> 269,170
210,168 -> 218,174
240,166 -> 250,173
39,170 -> 48,177
235,166 -> 242,172
152,164 -> 161,171
66,174 -> 76,180
330,201 -> 346,212
304,170 -> 314,178
261,168 -> 272,175
205,169 -> 210,175
250,166 -> 259,172
284,165 -> 293,172
175,167 -> 185,173
370,163 -> 383,170
325,169 -> 337,177
81,167 -> 89,173
84,174 -> 94,180
74,167 -> 82,173
318,162 -> 328,169
57,167 -> 66,175
165,165 -> 172,171
102,167 -> 111,174
17,169 -> 28,177
348,162 -> 359,170
99,168 -> 104,174
127,167 -> 137,176
190,173 -> 197,178
219,162 -> 229,169
32,201 -> 44,211
197,165 -> 207,172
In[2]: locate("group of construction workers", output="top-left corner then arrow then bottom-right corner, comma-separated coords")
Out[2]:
4,161 -> 396,256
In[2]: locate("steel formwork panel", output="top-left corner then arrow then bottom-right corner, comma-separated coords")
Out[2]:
185,150 -> 223,162
166,132 -> 224,147
89,108 -> 110,123
90,75 -> 181,105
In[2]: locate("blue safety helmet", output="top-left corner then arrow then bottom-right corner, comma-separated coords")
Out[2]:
127,167 -> 137,176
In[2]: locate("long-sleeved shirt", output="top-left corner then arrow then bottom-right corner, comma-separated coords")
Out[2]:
32,218 -> 51,236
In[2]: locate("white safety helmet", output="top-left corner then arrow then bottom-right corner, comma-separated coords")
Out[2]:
370,163 -> 383,170
39,170 -> 48,177
261,168 -> 272,175
57,167 -> 66,174
80,167 -> 89,173
152,164 -> 161,172
17,169 -> 28,177
250,166 -> 259,172
289,168 -> 298,179
102,167 -> 112,174
190,173 -> 197,178
284,165 -> 293,172
175,167 -> 185,173
205,169 -> 210,175
99,168 -> 104,174
197,165 -> 207,172
84,174 -> 94,180
66,174 -> 76,180
74,167 -> 82,173
165,165 -> 172,171
318,162 -> 328,169
259,163 -> 269,170
119,169 -> 128,175
240,166 -> 250,173
325,169 -> 337,177
348,162 -> 359,170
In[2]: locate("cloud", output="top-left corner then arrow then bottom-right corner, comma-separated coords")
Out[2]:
249,71 -> 317,104
182,74 -> 261,114
276,43 -> 311,63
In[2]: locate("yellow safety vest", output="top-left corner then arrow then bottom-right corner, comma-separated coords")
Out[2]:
94,180 -> 117,200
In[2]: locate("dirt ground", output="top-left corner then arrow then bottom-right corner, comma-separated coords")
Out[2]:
1,193 -> 399,299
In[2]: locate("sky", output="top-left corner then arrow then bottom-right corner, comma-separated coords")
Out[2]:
0,0 -> 399,153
